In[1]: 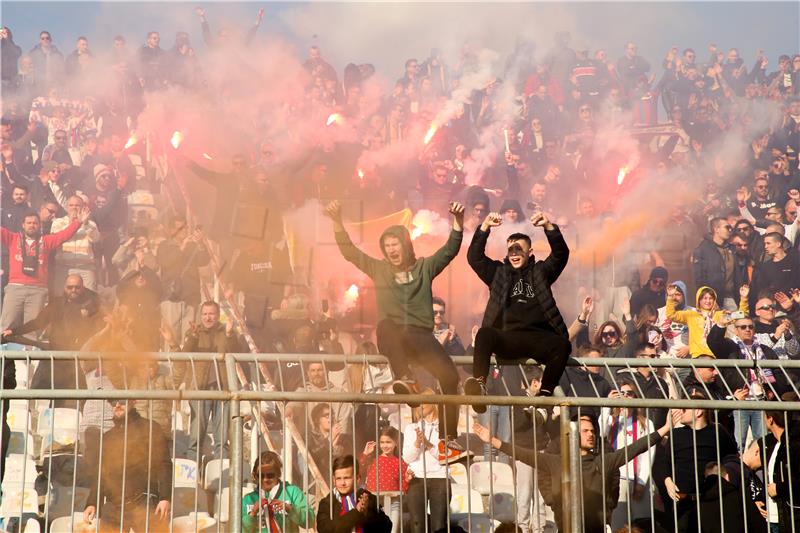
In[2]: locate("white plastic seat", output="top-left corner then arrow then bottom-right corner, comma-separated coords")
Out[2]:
469,461 -> 514,495
0,487 -> 38,518
36,408 -> 81,437
172,512 -> 217,533
49,513 -> 97,532
457,515 -> 500,533
448,462 -> 468,485
214,486 -> 252,524
174,458 -> 200,488
1,454 -> 38,491
7,405 -> 32,432
7,431 -> 35,457
449,485 -> 484,515
203,458 -> 229,491
487,485 -> 517,522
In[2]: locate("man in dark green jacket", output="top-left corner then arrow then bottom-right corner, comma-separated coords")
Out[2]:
474,412 -> 678,533
324,200 -> 464,447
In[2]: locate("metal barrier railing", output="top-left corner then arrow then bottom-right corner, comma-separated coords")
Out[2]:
1,351 -> 798,533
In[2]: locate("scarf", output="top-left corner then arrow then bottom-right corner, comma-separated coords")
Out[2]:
338,492 -> 363,533
260,483 -> 283,532
734,337 -> 775,392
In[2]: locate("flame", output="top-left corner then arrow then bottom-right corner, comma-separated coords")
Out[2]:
423,123 -> 438,145
344,284 -> 359,302
202,152 -> 213,160
617,166 -> 628,186
357,168 -> 365,180
170,131 -> 184,149
411,221 -> 430,240
124,134 -> 137,150
326,113 -> 342,126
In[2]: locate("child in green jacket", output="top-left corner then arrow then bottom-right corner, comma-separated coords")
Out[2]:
242,451 -> 314,533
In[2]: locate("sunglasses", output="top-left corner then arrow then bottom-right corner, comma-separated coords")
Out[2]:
433,310 -> 446,316
723,225 -> 733,230
650,278 -> 666,285
757,305 -> 775,311
601,331 -> 618,338
260,471 -> 278,480
65,285 -> 81,290
736,324 -> 755,330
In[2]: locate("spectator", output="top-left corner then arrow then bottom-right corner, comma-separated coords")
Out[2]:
432,296 -> 465,355
83,399 -> 171,531
692,217 -> 737,309
167,300 -> 246,459
0,26 -> 22,88
49,195 -> 99,290
630,266 -> 668,317
0,211 -> 82,333
111,227 -> 157,280
28,30 -> 63,90
358,427 -> 408,533
307,402 -> 351,481
751,232 -> 800,299
741,440 -> 771,533
242,451 -> 314,533
698,462 -> 767,533
615,342 -> 670,427
138,31 -> 166,90
656,280 -> 691,360
117,267 -> 162,351
316,454 -> 392,533
753,293 -> 800,361
762,409 -> 800,531
288,361 -> 353,435
474,412 -> 677,533
594,320 -> 625,358
558,345 -> 612,419
617,41 -> 650,94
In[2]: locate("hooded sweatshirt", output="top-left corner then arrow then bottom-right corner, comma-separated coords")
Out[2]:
335,224 -> 462,329
665,285 -> 748,357
657,280 -> 691,356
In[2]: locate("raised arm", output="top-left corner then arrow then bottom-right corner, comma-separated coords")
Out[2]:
467,212 -> 503,285
532,211 -> 569,284
427,202 -> 465,278
324,200 -> 381,278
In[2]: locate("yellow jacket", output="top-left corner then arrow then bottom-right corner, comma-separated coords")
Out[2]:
665,286 -> 748,357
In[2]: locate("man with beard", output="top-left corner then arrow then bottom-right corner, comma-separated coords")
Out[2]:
464,210 -> 571,406
0,211 -> 83,332
324,200 -> 465,458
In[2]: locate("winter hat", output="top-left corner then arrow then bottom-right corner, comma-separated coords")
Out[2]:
93,164 -> 112,179
649,266 -> 669,281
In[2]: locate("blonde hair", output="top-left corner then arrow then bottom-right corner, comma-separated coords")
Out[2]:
411,388 -> 437,422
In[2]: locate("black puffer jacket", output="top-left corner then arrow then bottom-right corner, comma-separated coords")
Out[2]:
467,226 -> 569,337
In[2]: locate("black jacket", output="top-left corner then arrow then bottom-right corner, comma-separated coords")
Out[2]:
13,290 -> 103,350
316,490 -> 392,533
706,325 -> 790,395
699,474 -> 767,533
467,226 -> 569,337
692,236 -> 734,301
763,426 -> 800,532
558,367 -> 612,419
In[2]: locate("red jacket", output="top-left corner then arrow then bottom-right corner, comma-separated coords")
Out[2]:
360,454 -> 408,493
1,220 -> 81,287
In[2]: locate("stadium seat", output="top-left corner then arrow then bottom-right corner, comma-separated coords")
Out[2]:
174,458 -> 200,488
49,513 -> 96,533
449,485 -> 484,516
203,458 -> 230,492
487,485 -> 517,522
7,431 -> 35,457
448,462 -> 468,485
457,515 -> 500,533
7,404 -> 32,432
172,512 -> 217,533
0,487 -> 38,521
36,408 -> 81,438
469,461 -> 514,495
1,455 -> 38,491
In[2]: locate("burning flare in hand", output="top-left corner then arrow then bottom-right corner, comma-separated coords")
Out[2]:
423,123 -> 438,145
617,166 -> 629,186
170,131 -> 185,149
327,113 -> 342,126
124,134 -> 138,150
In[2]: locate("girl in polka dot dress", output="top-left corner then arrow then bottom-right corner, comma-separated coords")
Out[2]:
359,427 -> 407,533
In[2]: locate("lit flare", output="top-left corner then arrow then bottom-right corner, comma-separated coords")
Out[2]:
327,113 -> 342,126
617,166 -> 629,186
202,152 -> 213,160
124,134 -> 138,150
170,131 -> 184,149
357,168 -> 365,180
423,123 -> 438,145
344,284 -> 359,303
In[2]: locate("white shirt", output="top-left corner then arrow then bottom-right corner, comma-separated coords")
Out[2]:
402,420 -> 446,478
767,440 -> 781,523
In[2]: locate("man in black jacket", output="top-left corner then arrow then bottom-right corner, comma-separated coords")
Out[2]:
558,345 -> 612,419
465,210 -> 571,407
83,400 -> 171,531
762,410 -> 800,532
316,454 -> 392,533
692,217 -> 736,309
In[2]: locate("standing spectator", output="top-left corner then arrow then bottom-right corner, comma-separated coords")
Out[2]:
316,454 -> 392,533
617,41 -> 650,94
28,30 -> 63,90
359,427 -> 407,533
157,217 -> 209,342
307,403 -> 351,480
654,395 -> 739,533
49,195 -> 99,290
630,266 -> 668,317
657,280 -> 691,359
0,26 -> 21,89
706,316 -> 787,449
0,211 -> 82,332
116,267 -> 162,351
558,345 -> 612,419
65,36 -> 92,78
402,393 -> 450,533
82,400 -> 171,531
432,296 -> 465,355
166,301 -> 246,460
241,451 -> 314,533
753,293 -> 800,361
692,217 -> 737,309
111,227 -> 158,280
0,350 -> 15,485
762,409 -> 800,531
751,232 -> 800,298
1,184 -> 30,230
615,343 -> 670,427
599,379 -> 657,530
138,31 -> 166,90
85,164 -> 125,286
740,440 -> 771,533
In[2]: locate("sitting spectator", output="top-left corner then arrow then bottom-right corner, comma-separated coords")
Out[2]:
316,454 -> 392,533
308,402 -> 351,483
242,451 -> 314,533
432,296 -> 465,355
656,281 -> 691,360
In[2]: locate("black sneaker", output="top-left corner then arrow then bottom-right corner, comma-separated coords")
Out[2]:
392,379 -> 421,407
463,377 -> 488,413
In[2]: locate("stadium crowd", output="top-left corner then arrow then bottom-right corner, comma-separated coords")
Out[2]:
1,8 -> 800,533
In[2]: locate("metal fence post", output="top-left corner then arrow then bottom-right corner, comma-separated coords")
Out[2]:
559,401 -> 572,533
569,419 -> 583,533
225,353 -> 243,533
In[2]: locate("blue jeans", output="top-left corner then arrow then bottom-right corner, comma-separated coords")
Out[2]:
734,409 -> 765,450
478,404 -> 511,463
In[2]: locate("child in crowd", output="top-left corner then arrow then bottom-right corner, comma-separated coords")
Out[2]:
666,285 -> 749,356
359,427 -> 408,533
242,451 -> 314,533
316,454 -> 392,533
